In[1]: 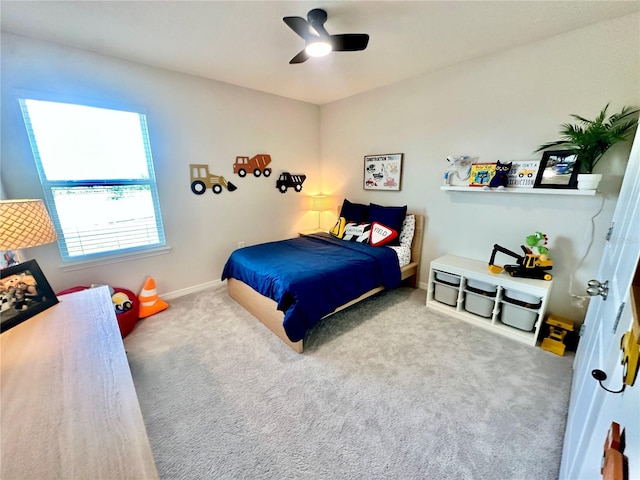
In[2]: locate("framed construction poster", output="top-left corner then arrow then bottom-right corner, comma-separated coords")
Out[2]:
468,163 -> 496,187
508,160 -> 541,188
363,153 -> 403,191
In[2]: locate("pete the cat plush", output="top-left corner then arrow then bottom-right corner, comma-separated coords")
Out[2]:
484,160 -> 512,190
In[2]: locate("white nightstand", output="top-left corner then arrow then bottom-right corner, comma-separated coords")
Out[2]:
298,228 -> 326,236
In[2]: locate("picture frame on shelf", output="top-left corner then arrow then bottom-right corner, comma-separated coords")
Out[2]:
363,153 -> 403,191
533,150 -> 579,189
507,160 -> 541,188
1,259 -> 59,333
468,163 -> 496,187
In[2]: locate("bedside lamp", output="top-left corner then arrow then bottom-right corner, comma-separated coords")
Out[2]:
0,199 -> 58,265
1,199 -> 59,333
309,195 -> 333,231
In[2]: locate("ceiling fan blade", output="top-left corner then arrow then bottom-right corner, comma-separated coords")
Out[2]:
289,49 -> 310,64
283,16 -> 315,40
330,34 -> 369,52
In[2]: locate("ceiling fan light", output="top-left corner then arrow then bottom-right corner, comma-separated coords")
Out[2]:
305,40 -> 332,57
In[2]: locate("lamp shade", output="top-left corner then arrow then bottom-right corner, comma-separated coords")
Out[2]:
0,199 -> 58,250
309,195 -> 332,212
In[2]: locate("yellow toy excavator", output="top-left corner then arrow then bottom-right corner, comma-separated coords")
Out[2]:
488,243 -> 553,281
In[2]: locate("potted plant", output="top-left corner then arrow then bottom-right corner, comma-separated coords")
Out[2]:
535,103 -> 639,190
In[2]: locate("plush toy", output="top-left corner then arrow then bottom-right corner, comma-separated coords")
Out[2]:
443,156 -> 474,185
484,160 -> 512,190
112,291 -> 133,313
525,231 -> 549,259
90,283 -> 134,314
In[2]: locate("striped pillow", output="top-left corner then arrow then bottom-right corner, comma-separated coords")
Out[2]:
343,222 -> 371,243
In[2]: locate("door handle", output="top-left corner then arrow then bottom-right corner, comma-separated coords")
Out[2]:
587,279 -> 609,300
590,328 -> 639,394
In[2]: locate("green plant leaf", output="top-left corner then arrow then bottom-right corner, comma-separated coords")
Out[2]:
535,104 -> 639,173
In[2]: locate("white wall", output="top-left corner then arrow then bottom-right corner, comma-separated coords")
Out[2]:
2,14 -> 638,324
1,33 -> 321,295
320,14 -> 640,323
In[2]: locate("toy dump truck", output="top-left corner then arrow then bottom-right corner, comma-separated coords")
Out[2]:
190,164 -> 237,194
233,154 -> 272,178
276,172 -> 306,193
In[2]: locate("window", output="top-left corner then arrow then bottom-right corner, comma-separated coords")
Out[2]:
19,98 -> 166,262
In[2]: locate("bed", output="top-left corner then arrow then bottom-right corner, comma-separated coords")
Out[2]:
222,205 -> 424,353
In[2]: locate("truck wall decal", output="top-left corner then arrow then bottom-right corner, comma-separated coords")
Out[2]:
233,154 -> 272,178
276,172 -> 306,193
190,164 -> 237,195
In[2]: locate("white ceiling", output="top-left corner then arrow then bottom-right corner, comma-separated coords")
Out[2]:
2,1 -> 638,105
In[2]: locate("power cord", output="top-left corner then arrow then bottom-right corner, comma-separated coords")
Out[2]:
569,194 -> 605,308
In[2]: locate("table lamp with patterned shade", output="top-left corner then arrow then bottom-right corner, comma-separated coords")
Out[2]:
0,199 -> 58,266
1,200 -> 60,332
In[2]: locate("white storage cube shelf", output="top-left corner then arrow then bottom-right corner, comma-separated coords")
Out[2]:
427,255 -> 553,346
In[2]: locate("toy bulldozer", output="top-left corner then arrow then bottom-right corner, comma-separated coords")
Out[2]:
488,243 -> 553,281
541,315 -> 574,356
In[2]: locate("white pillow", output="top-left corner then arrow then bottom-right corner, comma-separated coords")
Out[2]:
399,215 -> 415,247
387,245 -> 411,267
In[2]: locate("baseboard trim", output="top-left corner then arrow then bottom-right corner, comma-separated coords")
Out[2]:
162,278 -> 425,302
162,279 -> 222,301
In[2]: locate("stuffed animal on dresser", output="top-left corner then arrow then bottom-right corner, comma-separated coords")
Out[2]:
484,160 -> 512,190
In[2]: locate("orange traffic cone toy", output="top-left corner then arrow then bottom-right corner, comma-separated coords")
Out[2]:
138,277 -> 169,318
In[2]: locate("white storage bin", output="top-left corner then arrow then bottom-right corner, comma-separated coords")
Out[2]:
466,278 -> 497,295
464,291 -> 494,318
501,302 -> 537,331
503,288 -> 541,305
434,283 -> 458,306
434,271 -> 460,286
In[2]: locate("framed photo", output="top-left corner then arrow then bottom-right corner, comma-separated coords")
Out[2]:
363,153 -> 403,191
1,259 -> 59,333
508,160 -> 541,188
534,150 -> 579,189
1,250 -> 21,269
468,163 -> 496,187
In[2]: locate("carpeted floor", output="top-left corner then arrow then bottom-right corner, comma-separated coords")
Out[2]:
124,283 -> 573,480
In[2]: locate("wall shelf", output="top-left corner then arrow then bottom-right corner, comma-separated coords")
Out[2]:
441,185 -> 597,196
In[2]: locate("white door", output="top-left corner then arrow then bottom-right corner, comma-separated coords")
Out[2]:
560,130 -> 640,479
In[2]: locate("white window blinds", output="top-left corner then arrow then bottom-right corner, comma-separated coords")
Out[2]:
19,98 -> 166,262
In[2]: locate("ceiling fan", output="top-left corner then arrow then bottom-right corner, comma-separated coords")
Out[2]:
282,8 -> 369,64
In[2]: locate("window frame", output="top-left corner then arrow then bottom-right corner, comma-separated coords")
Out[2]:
18,94 -> 167,263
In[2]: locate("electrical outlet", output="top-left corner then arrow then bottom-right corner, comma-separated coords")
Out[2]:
237,241 -> 245,248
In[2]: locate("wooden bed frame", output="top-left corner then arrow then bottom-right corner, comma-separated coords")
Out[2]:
227,212 -> 424,353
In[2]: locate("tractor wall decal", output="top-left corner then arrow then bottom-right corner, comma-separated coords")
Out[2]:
189,164 -> 237,195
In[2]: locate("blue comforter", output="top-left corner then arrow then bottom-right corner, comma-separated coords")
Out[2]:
221,233 -> 401,342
